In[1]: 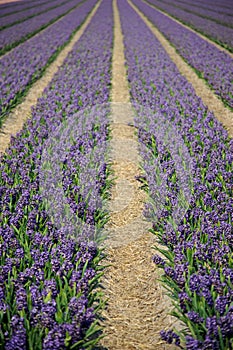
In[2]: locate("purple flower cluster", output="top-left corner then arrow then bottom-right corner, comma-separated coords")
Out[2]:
0,0 -> 97,125
118,1 -> 233,348
0,0 -> 73,30
132,0 -> 233,108
160,330 -> 180,346
0,0 -> 113,348
0,0 -> 83,54
145,0 -> 233,51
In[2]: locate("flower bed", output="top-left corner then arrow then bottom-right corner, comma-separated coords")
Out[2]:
148,0 -> 233,28
145,0 -> 233,51
119,1 -> 233,348
132,0 -> 233,109
0,0 -> 83,54
0,0 -> 97,126
0,0 -> 113,348
0,0 -> 47,16
175,0 -> 233,15
0,0 -> 75,30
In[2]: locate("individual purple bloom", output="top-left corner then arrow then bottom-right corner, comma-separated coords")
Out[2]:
186,336 -> 202,350
215,296 -> 229,315
206,316 -> 219,338
42,324 -> 68,350
179,292 -> 191,312
218,311 -> 233,338
201,288 -> 214,307
187,311 -> 204,324
15,286 -> 28,311
164,266 -> 176,279
5,316 -> 26,350
152,254 -> 166,267
160,330 -> 180,345
189,274 -> 201,292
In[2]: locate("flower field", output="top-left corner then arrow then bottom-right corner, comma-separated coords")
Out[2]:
0,0 -> 232,349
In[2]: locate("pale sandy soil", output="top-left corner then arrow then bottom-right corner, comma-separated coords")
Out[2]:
99,1 -> 178,349
0,0 -> 22,4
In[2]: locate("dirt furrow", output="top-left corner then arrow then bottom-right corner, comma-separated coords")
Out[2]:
0,1 -> 101,155
129,0 -> 233,138
0,0 -> 21,3
99,1 -> 177,349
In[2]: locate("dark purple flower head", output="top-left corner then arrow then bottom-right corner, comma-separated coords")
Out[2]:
152,254 -> 165,267
160,330 -> 180,345
215,296 -> 229,316
187,311 -> 204,324
5,316 -> 26,350
186,336 -> 201,350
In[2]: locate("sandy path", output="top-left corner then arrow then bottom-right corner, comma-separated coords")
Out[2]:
129,0 -> 233,138
99,1 -> 178,349
0,0 -> 21,3
0,1 -> 101,155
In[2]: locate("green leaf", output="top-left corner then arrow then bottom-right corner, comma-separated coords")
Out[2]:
64,331 -> 72,347
44,291 -> 52,304
55,309 -> 63,323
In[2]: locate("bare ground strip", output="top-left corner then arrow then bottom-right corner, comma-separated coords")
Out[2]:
0,0 -> 21,3
99,0 -> 177,349
0,1 -> 101,155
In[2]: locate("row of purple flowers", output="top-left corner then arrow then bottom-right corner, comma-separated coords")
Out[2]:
0,0 -> 95,126
177,0 -> 233,15
0,0 -> 75,30
0,0 -> 113,348
145,0 -> 233,52
132,0 -> 233,108
119,0 -> 233,348
0,0 -> 83,54
151,0 -> 233,28
170,0 -> 233,15
0,0 -> 46,16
